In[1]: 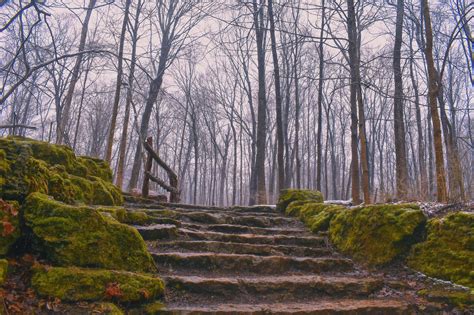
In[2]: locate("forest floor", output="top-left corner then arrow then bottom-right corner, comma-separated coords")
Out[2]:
2,200 -> 472,314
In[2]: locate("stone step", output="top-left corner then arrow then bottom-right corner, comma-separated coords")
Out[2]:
135,224 -> 179,240
160,299 -> 417,314
177,229 -> 327,246
180,223 -> 309,236
127,202 -> 277,214
148,240 -> 333,257
153,252 -> 353,275
164,275 -> 384,299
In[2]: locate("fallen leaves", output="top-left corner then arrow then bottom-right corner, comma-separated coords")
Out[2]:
105,282 -> 123,299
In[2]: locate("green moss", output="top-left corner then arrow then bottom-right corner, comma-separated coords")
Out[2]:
23,193 -> 156,273
0,200 -> 20,256
0,137 -> 122,205
0,259 -> 8,285
418,288 -> 474,308
142,301 -> 166,313
93,303 -> 124,315
329,204 -> 426,267
285,200 -> 310,217
97,207 -> 153,225
306,205 -> 346,233
276,189 -> 323,212
31,266 -> 164,303
407,212 -> 474,288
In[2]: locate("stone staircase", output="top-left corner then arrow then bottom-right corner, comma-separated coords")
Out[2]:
126,202 -> 440,314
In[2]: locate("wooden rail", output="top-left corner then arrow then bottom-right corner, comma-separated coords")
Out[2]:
142,136 -> 180,202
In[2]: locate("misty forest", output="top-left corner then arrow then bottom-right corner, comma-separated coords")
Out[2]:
0,0 -> 473,314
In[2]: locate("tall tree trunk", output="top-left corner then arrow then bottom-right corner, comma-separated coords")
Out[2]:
268,0 -> 285,194
346,0 -> 361,204
105,0 -> 132,163
393,0 -> 409,200
57,0 -> 97,144
251,0 -> 267,205
421,0 -> 448,202
316,0 -> 325,192
116,0 -> 141,189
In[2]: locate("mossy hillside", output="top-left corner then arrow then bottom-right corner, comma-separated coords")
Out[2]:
276,189 -> 323,212
23,193 -> 156,273
407,212 -> 474,289
0,259 -> 8,285
31,266 -> 164,303
329,204 -> 425,267
0,137 -> 122,205
0,200 -> 20,256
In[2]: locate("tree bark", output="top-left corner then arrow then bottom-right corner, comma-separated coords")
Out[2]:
421,0 -> 448,202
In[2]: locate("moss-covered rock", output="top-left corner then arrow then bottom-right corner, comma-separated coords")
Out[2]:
329,204 -> 425,267
23,193 -> 156,273
407,212 -> 474,288
305,205 -> 346,233
285,200 -> 311,217
98,207 -> 154,225
0,137 -> 122,205
276,189 -> 323,212
0,200 -> 20,256
0,259 -> 8,285
31,266 -> 164,303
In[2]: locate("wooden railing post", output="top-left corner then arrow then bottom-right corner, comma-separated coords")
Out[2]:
141,136 -> 153,198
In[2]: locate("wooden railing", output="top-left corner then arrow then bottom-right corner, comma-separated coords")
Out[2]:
142,136 -> 180,202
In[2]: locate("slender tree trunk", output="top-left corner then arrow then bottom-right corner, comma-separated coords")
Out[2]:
346,0 -> 361,204
316,0 -> 325,192
393,0 -> 409,200
57,0 -> 97,144
105,0 -> 132,163
116,0 -> 141,189
421,0 -> 448,202
268,0 -> 285,194
251,0 -> 267,204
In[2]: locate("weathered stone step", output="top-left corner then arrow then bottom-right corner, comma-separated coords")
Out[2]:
164,275 -> 383,299
127,202 -> 277,213
135,224 -> 179,240
148,240 -> 333,257
160,299 -> 417,314
145,211 -> 296,228
180,223 -> 309,236
153,252 -> 353,275
178,229 -> 327,246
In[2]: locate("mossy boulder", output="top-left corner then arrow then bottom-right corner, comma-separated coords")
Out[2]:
93,303 -> 124,315
407,212 -> 474,288
23,193 -> 156,273
285,200 -> 312,217
0,259 -> 8,285
31,266 -> 164,303
329,204 -> 425,267
98,207 -> 154,225
276,189 -> 323,212
0,137 -> 122,205
304,204 -> 346,233
0,200 -> 20,256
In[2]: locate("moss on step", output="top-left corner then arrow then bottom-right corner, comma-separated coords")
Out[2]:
92,303 -> 124,315
98,207 -> 154,225
0,137 -> 122,205
417,288 -> 474,308
407,212 -> 474,289
276,189 -> 323,212
0,259 -> 8,285
329,204 -> 425,267
31,266 -> 164,303
0,200 -> 20,256
23,193 -> 156,273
